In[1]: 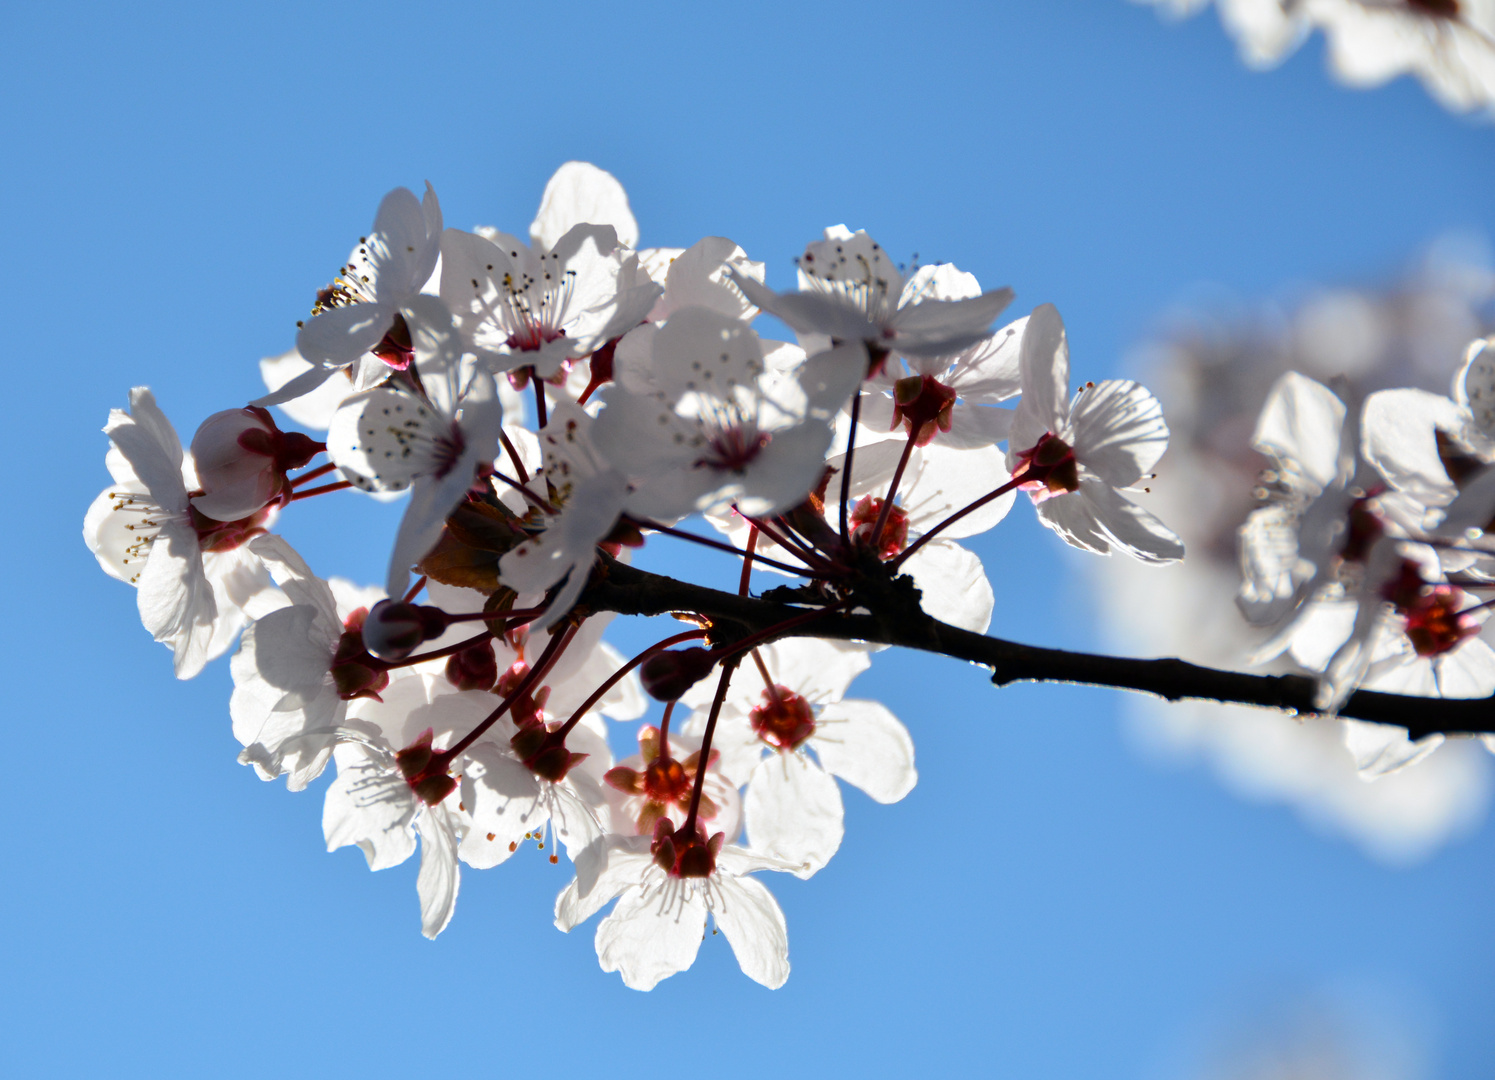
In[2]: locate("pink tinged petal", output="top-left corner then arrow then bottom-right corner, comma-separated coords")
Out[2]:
711,875 -> 791,990
137,518 -> 217,679
104,389 -> 188,508
531,161 -> 639,251
296,301 -> 395,368
1068,380 -> 1170,487
1009,303 -> 1071,456
1361,388 -> 1465,509
416,805 -> 461,939
323,752 -> 418,870
810,699 -> 916,804
1039,479 -> 1185,564
902,539 -> 994,633
745,752 -> 844,879
596,881 -> 709,991
1343,720 -> 1444,779
1253,372 -> 1347,492
721,420 -> 836,518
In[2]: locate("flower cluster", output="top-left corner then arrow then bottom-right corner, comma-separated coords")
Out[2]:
1238,347 -> 1495,758
85,161 -> 1191,989
1088,249 -> 1495,863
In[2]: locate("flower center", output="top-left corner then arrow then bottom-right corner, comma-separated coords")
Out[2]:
1381,559 -> 1479,657
750,687 -> 816,751
1011,432 -> 1080,499
501,266 -> 575,352
186,499 -> 273,552
697,425 -> 770,474
849,496 -> 908,559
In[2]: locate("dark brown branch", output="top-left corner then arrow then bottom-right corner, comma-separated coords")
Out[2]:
577,556 -> 1495,740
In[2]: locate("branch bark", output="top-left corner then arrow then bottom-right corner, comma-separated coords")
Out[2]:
577,556 -> 1495,741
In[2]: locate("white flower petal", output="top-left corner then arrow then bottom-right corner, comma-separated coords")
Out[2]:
811,699 -> 917,804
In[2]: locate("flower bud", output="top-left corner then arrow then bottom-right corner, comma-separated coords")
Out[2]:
190,406 -> 324,521
445,640 -> 498,691
361,600 -> 451,663
639,647 -> 717,701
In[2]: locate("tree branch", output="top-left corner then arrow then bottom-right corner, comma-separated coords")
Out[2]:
577,556 -> 1495,740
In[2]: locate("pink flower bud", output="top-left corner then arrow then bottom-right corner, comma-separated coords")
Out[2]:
361,600 -> 450,663
190,406 -> 324,521
639,647 -> 718,701
445,641 -> 498,691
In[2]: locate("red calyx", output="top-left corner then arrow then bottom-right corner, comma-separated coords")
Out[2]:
650,818 -> 724,879
1340,495 -> 1386,564
372,314 -> 415,371
1011,432 -> 1080,497
396,728 -> 457,807
891,375 -> 957,447
509,723 -> 589,784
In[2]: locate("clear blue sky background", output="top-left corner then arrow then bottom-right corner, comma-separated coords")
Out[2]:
4,1 -> 1492,1077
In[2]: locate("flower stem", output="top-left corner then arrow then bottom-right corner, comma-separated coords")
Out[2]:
871,434 -> 916,552
554,628 -> 707,739
290,462 -> 337,488
839,391 -> 863,541
288,480 -> 354,501
683,656 -> 739,835
439,623 -> 577,765
499,430 -> 531,485
892,475 -> 1022,568
626,517 -> 813,577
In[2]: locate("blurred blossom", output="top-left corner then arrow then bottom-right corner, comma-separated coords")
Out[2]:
1135,0 -> 1495,115
1167,981 -> 1432,1080
1090,236 -> 1495,864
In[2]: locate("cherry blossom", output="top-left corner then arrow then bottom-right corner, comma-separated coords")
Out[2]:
1006,304 -> 1184,563
84,388 -> 282,678
264,184 -> 446,406
591,306 -> 862,520
733,227 -> 1014,372
554,825 -> 796,990
683,638 -> 916,878
326,310 -> 505,597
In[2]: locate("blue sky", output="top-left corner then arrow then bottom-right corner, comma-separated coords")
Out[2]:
5,2 -> 1492,1077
